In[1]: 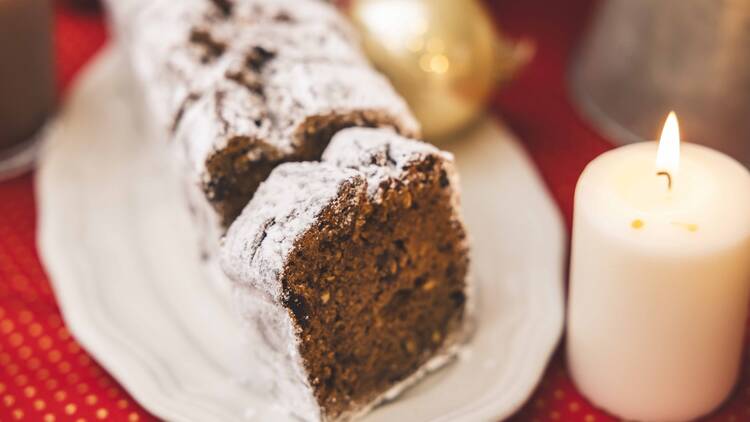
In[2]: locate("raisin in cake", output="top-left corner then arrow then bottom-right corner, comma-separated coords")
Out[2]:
107,0 -> 419,243
222,128 -> 471,421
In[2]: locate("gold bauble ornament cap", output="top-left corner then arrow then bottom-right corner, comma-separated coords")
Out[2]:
349,0 -> 533,142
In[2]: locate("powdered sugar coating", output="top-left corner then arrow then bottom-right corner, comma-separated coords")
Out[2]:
323,127 -> 454,197
112,0 -> 420,238
221,128 -> 471,422
222,162 -> 364,422
175,58 -> 420,180
222,162 -> 362,300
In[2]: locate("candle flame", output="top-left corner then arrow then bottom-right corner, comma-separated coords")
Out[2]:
656,111 -> 681,174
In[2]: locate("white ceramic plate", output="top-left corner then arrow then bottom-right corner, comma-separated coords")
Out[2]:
37,47 -> 565,422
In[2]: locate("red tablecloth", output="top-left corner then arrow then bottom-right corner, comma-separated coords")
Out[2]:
1,1 -> 749,421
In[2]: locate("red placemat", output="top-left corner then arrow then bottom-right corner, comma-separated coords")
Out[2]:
0,1 -> 748,421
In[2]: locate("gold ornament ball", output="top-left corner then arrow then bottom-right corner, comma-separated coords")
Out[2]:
349,0 -> 531,141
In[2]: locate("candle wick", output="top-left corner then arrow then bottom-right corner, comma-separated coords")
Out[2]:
656,171 -> 673,190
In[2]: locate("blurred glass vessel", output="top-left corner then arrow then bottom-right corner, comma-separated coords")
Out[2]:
0,0 -> 55,180
571,0 -> 750,166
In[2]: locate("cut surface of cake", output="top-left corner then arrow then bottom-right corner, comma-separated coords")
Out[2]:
222,128 -> 471,421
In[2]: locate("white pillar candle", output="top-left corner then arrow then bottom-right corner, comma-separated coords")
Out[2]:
567,112 -> 750,421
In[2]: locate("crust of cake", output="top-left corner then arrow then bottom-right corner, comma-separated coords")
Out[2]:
116,0 -> 420,232
221,128 -> 472,421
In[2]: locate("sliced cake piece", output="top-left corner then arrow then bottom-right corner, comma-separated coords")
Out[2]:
221,128 -> 471,421
111,0 -> 419,235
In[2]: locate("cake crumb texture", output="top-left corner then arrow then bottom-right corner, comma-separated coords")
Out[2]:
222,128 -> 470,421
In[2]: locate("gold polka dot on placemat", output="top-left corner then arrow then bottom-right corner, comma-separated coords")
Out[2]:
84,394 -> 97,406
23,386 -> 36,398
38,336 -> 52,350
18,345 -> 32,360
64,403 -> 77,415
15,374 -> 29,387
48,349 -> 62,363
9,332 -> 23,347
28,323 -> 42,337
1,319 -> 15,334
4,394 -> 15,406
